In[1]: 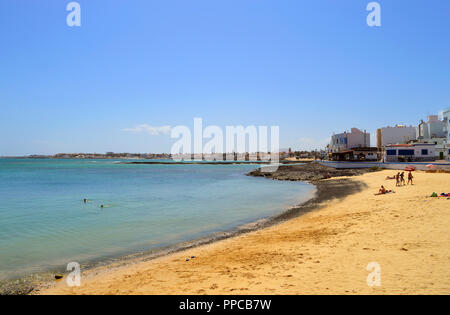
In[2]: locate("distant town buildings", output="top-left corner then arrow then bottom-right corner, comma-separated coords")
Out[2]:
19,108 -> 450,163
409,115 -> 448,160
378,109 -> 450,162
49,153 -> 172,160
329,109 -> 450,162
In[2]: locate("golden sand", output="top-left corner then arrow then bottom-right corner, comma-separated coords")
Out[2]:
40,170 -> 450,295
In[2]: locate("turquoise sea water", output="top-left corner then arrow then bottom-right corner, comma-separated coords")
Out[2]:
0,159 -> 315,280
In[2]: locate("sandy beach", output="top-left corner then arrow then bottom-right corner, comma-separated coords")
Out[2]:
39,170 -> 450,295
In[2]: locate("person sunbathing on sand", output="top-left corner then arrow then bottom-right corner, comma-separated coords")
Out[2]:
375,186 -> 394,195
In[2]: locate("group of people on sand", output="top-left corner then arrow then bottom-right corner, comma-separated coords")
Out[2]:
377,170 -> 415,195
386,171 -> 414,186
399,171 -> 414,186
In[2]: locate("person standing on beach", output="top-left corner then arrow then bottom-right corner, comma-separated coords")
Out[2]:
395,173 -> 400,186
400,172 -> 406,186
408,171 -> 414,185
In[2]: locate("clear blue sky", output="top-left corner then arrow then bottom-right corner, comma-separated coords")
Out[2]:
1,0 -> 449,155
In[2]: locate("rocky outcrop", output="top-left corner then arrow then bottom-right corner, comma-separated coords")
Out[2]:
247,162 -> 378,182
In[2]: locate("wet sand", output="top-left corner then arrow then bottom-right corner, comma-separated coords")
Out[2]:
39,170 -> 450,295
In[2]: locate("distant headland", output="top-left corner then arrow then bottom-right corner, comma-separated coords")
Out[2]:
0,152 -> 172,160
0,150 -> 321,161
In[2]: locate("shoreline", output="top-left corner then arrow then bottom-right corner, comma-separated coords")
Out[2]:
2,164 -> 359,294
0,175 -> 314,294
38,169 -> 450,295
1,164 -> 325,295
28,177 -> 365,295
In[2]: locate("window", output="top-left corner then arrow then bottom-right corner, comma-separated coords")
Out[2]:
386,150 -> 397,156
398,149 -> 414,156
422,149 -> 428,155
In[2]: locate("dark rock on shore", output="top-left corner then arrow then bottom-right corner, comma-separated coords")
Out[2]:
0,280 -> 34,295
247,162 -> 379,182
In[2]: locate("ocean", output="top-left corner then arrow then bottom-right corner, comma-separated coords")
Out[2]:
0,159 -> 315,280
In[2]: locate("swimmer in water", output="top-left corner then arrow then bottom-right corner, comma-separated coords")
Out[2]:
83,198 -> 87,204
100,205 -> 104,208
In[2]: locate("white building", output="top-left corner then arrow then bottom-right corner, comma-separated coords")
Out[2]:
409,137 -> 447,160
376,125 -> 416,149
410,114 -> 448,160
417,115 -> 446,139
329,128 -> 370,153
329,132 -> 348,153
384,143 -> 435,162
443,108 -> 450,160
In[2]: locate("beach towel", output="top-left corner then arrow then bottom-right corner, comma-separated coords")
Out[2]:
375,190 -> 395,196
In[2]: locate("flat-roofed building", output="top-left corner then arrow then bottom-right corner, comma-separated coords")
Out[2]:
329,128 -> 370,153
330,147 -> 379,161
384,143 -> 435,162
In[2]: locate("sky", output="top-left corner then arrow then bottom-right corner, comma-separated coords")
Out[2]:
0,0 -> 449,155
